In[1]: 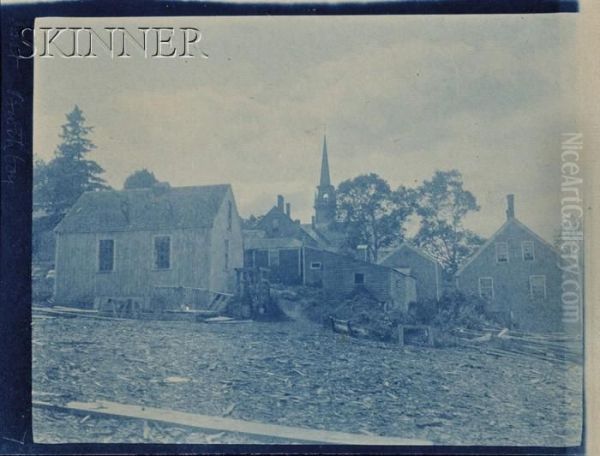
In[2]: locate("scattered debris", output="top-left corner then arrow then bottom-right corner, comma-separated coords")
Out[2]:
32,310 -> 583,446
222,403 -> 236,417
453,328 -> 582,365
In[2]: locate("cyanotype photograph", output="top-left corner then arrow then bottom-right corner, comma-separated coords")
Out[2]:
26,13 -> 584,448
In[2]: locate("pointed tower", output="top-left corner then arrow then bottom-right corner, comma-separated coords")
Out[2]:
314,136 -> 336,227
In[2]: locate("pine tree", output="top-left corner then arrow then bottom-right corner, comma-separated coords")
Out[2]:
34,106 -> 110,217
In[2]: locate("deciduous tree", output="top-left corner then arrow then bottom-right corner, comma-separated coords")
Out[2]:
412,170 -> 484,278
336,173 -> 413,262
123,169 -> 160,189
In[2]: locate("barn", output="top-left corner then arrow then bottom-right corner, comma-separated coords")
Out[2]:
53,184 -> 243,310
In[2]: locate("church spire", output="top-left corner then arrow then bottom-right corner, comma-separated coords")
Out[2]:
314,135 -> 336,227
319,135 -> 331,188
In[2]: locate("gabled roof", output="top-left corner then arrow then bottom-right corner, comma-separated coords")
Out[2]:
55,184 -> 231,234
378,242 -> 441,267
300,223 -> 333,248
455,217 -> 559,276
256,206 -> 288,228
314,246 -> 415,278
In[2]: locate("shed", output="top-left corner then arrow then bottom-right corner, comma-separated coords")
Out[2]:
304,247 -> 417,312
378,243 -> 442,303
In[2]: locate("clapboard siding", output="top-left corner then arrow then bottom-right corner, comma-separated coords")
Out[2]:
53,185 -> 243,308
456,219 -> 566,332
304,247 -> 415,311
379,244 -> 441,302
54,229 -> 211,306
208,186 -> 244,294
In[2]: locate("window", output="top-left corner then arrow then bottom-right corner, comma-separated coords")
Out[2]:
154,236 -> 171,270
272,218 -> 280,232
254,249 -> 269,268
310,262 -> 322,270
496,242 -> 509,263
243,249 -> 254,268
478,277 -> 494,301
224,240 -> 230,269
98,239 -> 114,272
354,273 -> 365,285
530,275 -> 547,300
522,241 -> 535,261
227,201 -> 233,231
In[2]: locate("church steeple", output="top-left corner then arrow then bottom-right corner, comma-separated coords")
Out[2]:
319,136 -> 331,188
314,135 -> 336,227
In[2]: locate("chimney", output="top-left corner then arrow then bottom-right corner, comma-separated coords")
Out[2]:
506,194 -> 515,220
286,203 -> 291,218
311,215 -> 316,227
277,195 -> 284,212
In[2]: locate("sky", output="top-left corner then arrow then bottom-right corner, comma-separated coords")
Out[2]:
33,15 -> 578,241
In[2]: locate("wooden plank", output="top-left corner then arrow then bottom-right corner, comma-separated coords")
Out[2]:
33,400 -> 431,446
32,307 -> 128,322
52,306 -> 98,314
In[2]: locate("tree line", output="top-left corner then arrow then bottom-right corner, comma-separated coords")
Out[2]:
34,106 -> 484,277
34,106 -> 163,217
335,171 -> 484,279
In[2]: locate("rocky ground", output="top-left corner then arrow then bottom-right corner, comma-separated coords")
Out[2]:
32,312 -> 583,446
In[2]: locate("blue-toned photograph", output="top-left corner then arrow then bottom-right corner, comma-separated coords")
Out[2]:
29,15 -> 583,446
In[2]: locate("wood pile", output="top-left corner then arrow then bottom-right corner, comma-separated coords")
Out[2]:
329,317 -> 433,347
453,327 -> 583,365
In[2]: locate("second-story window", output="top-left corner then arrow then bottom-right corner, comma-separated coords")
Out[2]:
522,241 -> 535,261
496,242 -> 509,263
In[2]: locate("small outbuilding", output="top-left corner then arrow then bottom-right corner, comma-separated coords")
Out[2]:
378,243 -> 442,303
304,247 -> 417,312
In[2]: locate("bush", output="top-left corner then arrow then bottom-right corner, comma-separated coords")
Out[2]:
432,291 -> 500,330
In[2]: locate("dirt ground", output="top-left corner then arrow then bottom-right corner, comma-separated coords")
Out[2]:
32,313 -> 583,446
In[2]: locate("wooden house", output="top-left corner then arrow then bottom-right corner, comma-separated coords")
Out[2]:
243,195 -> 327,285
242,137 -> 347,284
378,243 -> 442,303
455,195 -> 566,332
53,184 -> 243,309
304,247 -> 417,312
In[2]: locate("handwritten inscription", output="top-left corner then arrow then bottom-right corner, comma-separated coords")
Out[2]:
2,90 -> 26,185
